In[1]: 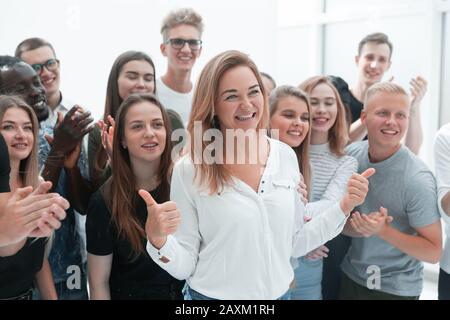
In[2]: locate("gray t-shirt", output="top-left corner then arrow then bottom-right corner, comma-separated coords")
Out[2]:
342,141 -> 440,297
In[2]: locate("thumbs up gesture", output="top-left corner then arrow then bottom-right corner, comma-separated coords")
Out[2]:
138,189 -> 181,249
340,168 -> 375,214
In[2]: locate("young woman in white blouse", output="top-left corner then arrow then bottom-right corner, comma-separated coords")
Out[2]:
141,51 -> 374,300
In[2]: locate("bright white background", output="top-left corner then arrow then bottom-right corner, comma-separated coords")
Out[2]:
1,0 -> 450,299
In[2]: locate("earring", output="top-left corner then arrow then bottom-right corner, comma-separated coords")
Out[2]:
122,144 -> 127,149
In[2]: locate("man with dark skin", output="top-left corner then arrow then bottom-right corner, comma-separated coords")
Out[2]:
0,56 -> 93,210
0,55 -> 93,299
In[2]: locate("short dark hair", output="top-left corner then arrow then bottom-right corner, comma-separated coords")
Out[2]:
15,37 -> 56,58
0,55 -> 23,92
260,72 -> 276,89
358,32 -> 393,59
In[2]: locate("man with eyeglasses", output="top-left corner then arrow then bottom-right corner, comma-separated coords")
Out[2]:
15,38 -> 67,128
14,38 -> 92,300
158,8 -> 204,124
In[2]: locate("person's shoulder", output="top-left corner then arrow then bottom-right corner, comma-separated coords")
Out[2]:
173,154 -> 195,178
268,137 -> 299,172
270,137 -> 296,157
345,141 -> 367,156
400,147 -> 434,182
339,153 -> 358,168
436,123 -> 450,140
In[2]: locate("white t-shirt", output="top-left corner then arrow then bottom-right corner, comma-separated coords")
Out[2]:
156,77 -> 192,125
147,137 -> 348,299
434,123 -> 450,274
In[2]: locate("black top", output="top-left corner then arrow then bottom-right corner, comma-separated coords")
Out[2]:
0,134 -> 10,192
86,183 -> 183,300
328,75 -> 364,123
0,238 -> 46,299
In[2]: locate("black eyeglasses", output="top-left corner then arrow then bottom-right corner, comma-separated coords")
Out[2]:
30,59 -> 60,75
166,38 -> 202,51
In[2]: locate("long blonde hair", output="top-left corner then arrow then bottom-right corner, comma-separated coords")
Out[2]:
0,95 -> 39,189
187,50 -> 269,194
269,85 -> 312,195
299,76 -> 349,156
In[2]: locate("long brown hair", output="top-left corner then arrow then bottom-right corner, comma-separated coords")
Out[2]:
299,76 -> 349,157
269,86 -> 312,195
93,51 -> 156,186
187,50 -> 269,194
101,93 -> 172,257
0,95 -> 39,189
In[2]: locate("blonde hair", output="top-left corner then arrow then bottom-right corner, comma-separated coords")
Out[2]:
269,85 -> 312,196
187,50 -> 269,194
364,82 -> 408,109
161,8 -> 204,42
299,76 -> 349,156
0,95 -> 39,189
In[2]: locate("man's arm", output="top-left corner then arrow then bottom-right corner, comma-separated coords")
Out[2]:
379,221 -> 442,264
64,143 -> 93,214
403,76 -> 427,154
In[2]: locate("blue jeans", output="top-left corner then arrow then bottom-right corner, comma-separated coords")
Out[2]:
290,257 -> 323,300
33,263 -> 88,300
439,268 -> 450,300
185,287 -> 291,300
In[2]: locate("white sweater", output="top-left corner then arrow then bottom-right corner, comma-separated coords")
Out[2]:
306,143 -> 358,218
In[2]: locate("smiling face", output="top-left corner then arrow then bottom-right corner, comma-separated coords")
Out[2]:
117,59 -> 155,100
270,95 -> 310,147
0,106 -> 34,163
122,101 -> 166,166
356,42 -> 391,87
0,62 -> 49,122
214,65 -> 264,132
361,91 -> 410,154
161,24 -> 202,73
19,45 -> 60,100
309,82 -> 338,141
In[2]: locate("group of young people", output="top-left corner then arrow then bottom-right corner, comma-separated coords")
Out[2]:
0,7 -> 448,301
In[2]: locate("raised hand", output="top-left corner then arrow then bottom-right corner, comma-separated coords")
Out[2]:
138,189 -> 181,249
97,115 -> 115,162
0,181 -> 69,246
51,105 -> 94,155
410,76 -> 427,109
340,168 -> 375,214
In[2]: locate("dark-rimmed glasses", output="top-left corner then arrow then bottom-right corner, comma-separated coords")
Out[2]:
30,59 -> 60,75
166,38 -> 202,51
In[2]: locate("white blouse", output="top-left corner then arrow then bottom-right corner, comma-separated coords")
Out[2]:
147,138 -> 347,299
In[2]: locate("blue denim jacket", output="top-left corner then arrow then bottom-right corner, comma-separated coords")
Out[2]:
38,124 -> 89,283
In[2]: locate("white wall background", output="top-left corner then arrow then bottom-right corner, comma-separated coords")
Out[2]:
0,0 -> 277,120
1,0 -> 449,169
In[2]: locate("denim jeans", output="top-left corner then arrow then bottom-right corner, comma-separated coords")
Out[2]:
438,268 -> 450,300
290,257 -> 323,300
33,262 -> 88,300
185,287 -> 291,300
